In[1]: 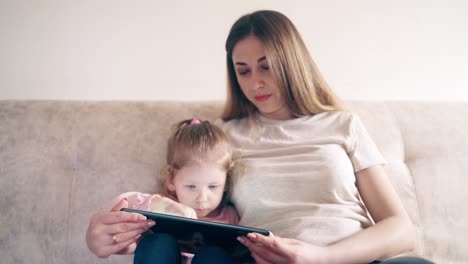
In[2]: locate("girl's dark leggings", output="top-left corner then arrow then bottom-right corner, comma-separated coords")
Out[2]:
133,233 -> 233,264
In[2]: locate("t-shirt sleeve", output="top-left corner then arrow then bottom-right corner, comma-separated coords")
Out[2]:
108,192 -> 156,211
348,114 -> 387,172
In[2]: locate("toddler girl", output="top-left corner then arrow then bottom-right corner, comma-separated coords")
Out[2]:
110,119 -> 239,264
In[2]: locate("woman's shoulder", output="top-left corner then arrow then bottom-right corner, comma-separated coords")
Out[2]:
214,116 -> 251,131
306,110 -> 359,127
316,109 -> 355,120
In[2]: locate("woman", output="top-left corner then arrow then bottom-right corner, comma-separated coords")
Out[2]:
220,10 -> 431,264
86,10 -> 433,264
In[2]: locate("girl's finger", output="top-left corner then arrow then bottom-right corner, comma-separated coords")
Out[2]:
111,198 -> 128,212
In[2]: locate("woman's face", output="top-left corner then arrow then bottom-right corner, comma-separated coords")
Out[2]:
232,35 -> 292,120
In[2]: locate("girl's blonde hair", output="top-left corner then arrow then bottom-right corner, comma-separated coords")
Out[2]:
222,10 -> 344,121
163,119 -> 236,207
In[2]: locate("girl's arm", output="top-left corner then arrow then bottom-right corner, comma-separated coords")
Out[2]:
150,194 -> 197,219
110,191 -> 197,218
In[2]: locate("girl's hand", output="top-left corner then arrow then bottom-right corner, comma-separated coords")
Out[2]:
150,194 -> 197,219
86,198 -> 155,258
237,232 -> 329,264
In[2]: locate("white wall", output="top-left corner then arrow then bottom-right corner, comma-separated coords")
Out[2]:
1,0 -> 467,101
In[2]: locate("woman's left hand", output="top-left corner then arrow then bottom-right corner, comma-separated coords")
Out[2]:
237,232 -> 328,264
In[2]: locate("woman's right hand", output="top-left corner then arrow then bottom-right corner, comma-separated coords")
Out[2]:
86,198 -> 155,258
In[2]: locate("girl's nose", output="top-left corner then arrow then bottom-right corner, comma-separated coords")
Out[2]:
196,189 -> 208,202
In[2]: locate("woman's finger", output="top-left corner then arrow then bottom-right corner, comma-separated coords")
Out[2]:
238,236 -> 282,263
99,211 -> 147,224
104,219 -> 155,235
251,252 -> 275,264
110,228 -> 147,244
95,234 -> 140,258
116,241 -> 138,255
247,232 -> 279,249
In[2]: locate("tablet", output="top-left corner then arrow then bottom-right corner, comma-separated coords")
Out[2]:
121,208 -> 269,254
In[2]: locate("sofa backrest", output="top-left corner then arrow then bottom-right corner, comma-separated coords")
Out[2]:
1,101 -> 467,264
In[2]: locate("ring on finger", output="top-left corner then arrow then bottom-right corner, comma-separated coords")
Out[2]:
112,234 -> 117,244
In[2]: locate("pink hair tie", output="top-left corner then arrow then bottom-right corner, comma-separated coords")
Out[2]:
190,119 -> 202,125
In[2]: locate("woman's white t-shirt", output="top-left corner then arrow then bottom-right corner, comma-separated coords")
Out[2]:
219,110 -> 386,246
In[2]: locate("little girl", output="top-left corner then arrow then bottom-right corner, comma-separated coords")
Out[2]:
110,119 -> 239,264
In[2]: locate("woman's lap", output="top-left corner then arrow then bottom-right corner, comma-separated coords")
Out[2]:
134,233 -> 432,264
371,256 -> 434,264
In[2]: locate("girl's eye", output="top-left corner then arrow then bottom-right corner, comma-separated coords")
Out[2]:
185,185 -> 196,190
261,65 -> 269,71
209,185 -> 219,189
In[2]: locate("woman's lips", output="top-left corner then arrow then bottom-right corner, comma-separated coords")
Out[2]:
254,94 -> 272,102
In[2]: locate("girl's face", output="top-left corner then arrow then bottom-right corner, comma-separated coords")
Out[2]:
168,162 -> 227,218
232,35 -> 292,120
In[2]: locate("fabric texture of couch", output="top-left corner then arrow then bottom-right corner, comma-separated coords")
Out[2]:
1,100 -> 467,264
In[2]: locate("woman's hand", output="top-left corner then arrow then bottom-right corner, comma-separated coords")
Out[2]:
86,198 -> 155,258
238,232 -> 329,264
150,194 -> 197,219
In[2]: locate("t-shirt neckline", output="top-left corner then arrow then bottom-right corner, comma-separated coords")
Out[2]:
255,112 -> 314,126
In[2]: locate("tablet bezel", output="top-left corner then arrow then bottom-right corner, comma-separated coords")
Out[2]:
121,208 -> 269,253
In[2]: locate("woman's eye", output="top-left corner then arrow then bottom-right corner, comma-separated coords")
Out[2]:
209,185 -> 219,189
237,69 -> 250,76
185,185 -> 196,190
261,65 -> 269,71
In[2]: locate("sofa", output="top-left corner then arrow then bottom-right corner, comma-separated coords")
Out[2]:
1,100 -> 467,264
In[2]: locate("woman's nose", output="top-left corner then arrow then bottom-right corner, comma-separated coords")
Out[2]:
252,74 -> 265,90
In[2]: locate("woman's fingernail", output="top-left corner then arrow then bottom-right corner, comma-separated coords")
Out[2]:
134,234 -> 141,239
237,237 -> 245,243
247,233 -> 256,239
148,220 -> 156,226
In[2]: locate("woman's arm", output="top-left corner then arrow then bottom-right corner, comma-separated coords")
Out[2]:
86,194 -> 197,258
238,165 -> 415,264
325,164 -> 415,263
86,198 -> 155,258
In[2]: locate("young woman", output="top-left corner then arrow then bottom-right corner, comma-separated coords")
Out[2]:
221,10 -> 431,264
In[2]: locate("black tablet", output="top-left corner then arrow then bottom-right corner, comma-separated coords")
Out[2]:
121,208 -> 269,254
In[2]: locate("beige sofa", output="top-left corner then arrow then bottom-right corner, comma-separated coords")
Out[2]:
1,100 -> 467,264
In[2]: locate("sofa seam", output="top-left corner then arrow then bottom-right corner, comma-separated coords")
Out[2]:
384,101 -> 426,256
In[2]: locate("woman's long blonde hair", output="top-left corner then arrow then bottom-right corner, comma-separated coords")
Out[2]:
222,10 -> 344,121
